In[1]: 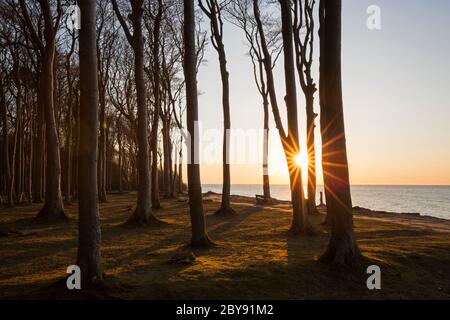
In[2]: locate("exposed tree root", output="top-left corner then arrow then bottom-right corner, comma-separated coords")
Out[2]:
214,206 -> 236,216
288,223 -> 316,237
125,213 -> 165,227
319,241 -> 363,267
190,235 -> 216,249
35,206 -> 68,221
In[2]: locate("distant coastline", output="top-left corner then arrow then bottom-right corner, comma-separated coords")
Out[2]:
203,184 -> 450,220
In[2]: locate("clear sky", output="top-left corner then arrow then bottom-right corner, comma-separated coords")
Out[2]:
194,0 -> 450,185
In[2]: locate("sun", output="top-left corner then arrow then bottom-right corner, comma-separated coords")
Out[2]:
295,152 -> 308,169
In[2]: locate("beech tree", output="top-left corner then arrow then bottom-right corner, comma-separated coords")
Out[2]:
77,0 -> 103,286
227,0 -> 282,201
184,0 -> 213,247
19,0 -> 66,219
319,0 -> 361,265
199,0 -> 235,215
293,0 -> 318,214
112,0 -> 158,224
251,0 -> 312,235
147,0 -> 163,209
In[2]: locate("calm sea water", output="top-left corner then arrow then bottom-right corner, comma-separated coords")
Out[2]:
203,184 -> 450,220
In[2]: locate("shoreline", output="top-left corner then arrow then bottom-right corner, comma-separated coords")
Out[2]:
203,190 -> 450,224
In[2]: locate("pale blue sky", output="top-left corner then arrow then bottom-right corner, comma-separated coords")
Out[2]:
196,0 -> 450,185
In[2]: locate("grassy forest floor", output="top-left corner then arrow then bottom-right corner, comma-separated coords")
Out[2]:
0,192 -> 449,300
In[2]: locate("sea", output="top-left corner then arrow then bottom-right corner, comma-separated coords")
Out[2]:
203,184 -> 450,220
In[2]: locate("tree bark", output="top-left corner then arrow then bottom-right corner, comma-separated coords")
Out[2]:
98,87 -> 107,202
77,0 -> 103,287
112,0 -> 158,223
150,0 -> 163,210
319,0 -> 361,265
131,0 -> 156,223
199,0 -> 234,215
36,53 -> 66,220
184,0 -> 213,247
279,0 -> 312,235
64,49 -> 74,205
18,0 -> 66,219
1,77 -> 12,207
33,84 -> 44,203
293,0 -> 318,214
262,97 -> 271,200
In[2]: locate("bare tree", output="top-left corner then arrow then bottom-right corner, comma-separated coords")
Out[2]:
252,0 -> 312,235
293,0 -> 318,214
147,0 -> 164,209
19,0 -> 66,219
199,0 -> 235,215
96,1 -> 117,203
184,0 -> 213,247
112,0 -> 158,224
63,25 -> 77,206
77,0 -> 103,286
227,0 -> 282,201
319,0 -> 361,265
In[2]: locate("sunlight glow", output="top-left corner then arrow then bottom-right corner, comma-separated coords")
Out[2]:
295,152 -> 308,170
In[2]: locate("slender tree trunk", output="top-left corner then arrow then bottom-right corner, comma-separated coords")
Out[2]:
15,104 -> 23,201
129,0 -> 157,224
27,105 -> 33,205
117,117 -> 123,193
280,0 -> 312,235
216,49 -> 234,215
199,1 -> 235,215
36,53 -> 66,220
33,85 -> 44,203
118,135 -> 123,193
262,97 -> 271,200
306,95 -> 318,213
150,0 -> 163,210
178,136 -> 183,193
184,0 -> 213,247
64,76 -> 73,205
319,0 -> 361,265
1,79 -> 12,207
0,78 -> 5,197
162,120 -> 172,197
77,0 -> 103,287
98,87 -> 107,202
72,92 -> 80,200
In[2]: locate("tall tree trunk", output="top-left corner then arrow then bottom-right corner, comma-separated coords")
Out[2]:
27,104 -> 33,205
36,53 -> 66,220
162,120 -> 171,197
178,136 -> 183,193
293,0 -> 318,215
130,0 -> 157,223
98,87 -> 107,202
150,0 -> 163,210
262,96 -> 271,200
15,103 -> 23,202
1,78 -> 12,207
199,0 -> 235,216
117,116 -> 123,193
280,0 -> 312,235
72,91 -> 80,200
216,49 -> 234,215
319,0 -> 361,265
184,0 -> 213,247
306,95 -> 318,213
33,85 -> 44,203
64,72 -> 73,205
77,0 -> 103,287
